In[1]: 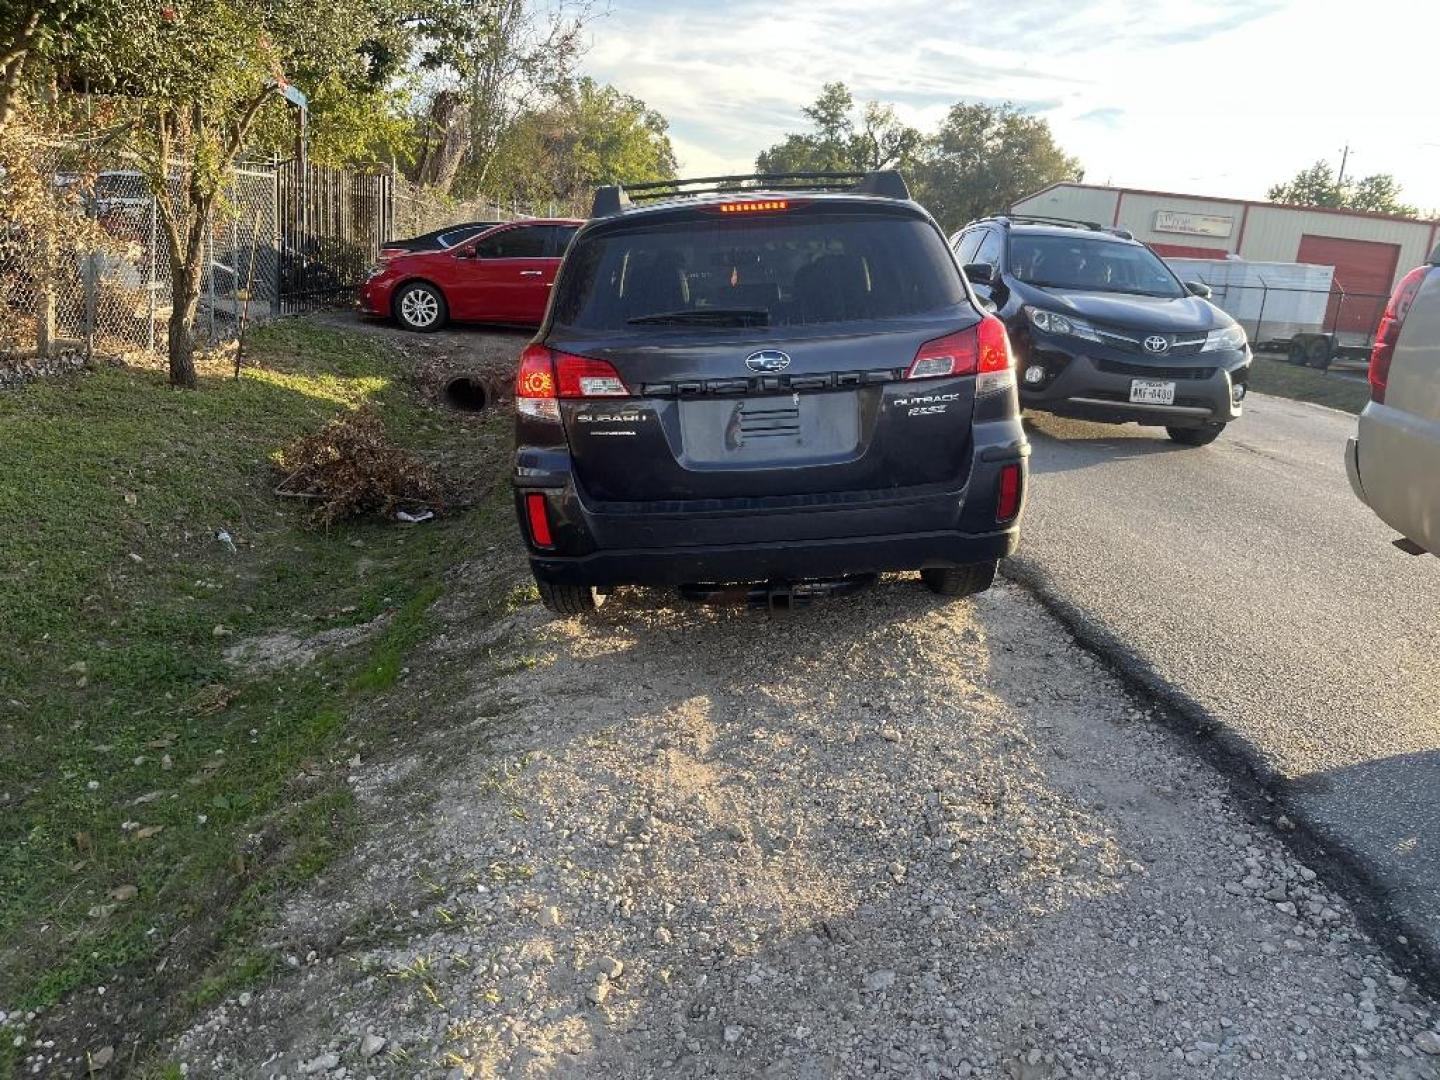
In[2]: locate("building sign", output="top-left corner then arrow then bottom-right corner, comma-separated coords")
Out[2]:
1154,210 -> 1235,238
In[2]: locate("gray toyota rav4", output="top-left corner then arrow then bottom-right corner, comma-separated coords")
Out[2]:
511,171 -> 1030,614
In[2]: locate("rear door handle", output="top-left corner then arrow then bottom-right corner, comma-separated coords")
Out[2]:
520,270 -> 543,277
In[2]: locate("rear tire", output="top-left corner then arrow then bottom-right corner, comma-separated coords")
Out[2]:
1305,337 -> 1332,370
536,579 -> 605,616
1167,422 -> 1226,446
921,560 -> 998,598
394,281 -> 448,332
1287,340 -> 1308,365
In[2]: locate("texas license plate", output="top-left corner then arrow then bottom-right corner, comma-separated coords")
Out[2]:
1129,379 -> 1177,405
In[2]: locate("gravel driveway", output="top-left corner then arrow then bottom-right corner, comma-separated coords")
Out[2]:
171,564 -> 1440,1079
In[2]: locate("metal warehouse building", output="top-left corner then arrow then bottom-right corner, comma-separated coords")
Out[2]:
1012,182 -> 1438,335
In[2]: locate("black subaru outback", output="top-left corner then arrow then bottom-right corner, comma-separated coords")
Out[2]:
951,216 -> 1251,446
512,171 -> 1029,614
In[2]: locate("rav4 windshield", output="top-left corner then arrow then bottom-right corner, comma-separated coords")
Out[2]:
1010,234 -> 1185,298
552,208 -> 966,331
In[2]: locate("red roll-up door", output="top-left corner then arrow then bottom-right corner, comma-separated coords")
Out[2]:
1295,234 -> 1401,336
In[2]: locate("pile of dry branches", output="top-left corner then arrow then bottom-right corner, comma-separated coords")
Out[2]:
272,407 -> 442,526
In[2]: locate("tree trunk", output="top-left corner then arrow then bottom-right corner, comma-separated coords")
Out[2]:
0,8 -> 41,136
167,263 -> 202,388
166,211 -> 209,389
415,91 -> 469,196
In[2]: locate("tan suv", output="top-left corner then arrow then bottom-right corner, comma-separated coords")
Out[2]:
1346,248 -> 1440,556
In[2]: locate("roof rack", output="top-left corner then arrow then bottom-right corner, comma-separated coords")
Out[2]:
590,170 -> 911,218
970,214 -> 1134,240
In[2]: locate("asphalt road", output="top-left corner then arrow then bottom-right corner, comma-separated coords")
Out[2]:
1011,392 -> 1440,968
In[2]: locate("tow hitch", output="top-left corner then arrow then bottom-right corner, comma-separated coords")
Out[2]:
678,574 -> 878,612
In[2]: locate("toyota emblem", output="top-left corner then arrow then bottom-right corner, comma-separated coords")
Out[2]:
1143,335 -> 1170,354
745,349 -> 791,373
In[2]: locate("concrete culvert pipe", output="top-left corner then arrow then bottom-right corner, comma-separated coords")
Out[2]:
444,375 -> 490,413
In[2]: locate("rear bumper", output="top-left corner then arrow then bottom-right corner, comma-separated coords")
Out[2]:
528,527 -> 1019,587
1349,403 -> 1440,553
1017,339 -> 1248,427
1344,435 -> 1367,506
516,425 -> 1028,586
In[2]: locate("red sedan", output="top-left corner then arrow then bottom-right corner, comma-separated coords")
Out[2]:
360,218 -> 583,332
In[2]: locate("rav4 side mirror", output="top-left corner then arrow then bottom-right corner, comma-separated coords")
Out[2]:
963,262 -> 996,286
1186,280 -> 1212,299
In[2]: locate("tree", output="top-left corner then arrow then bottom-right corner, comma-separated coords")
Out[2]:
755,82 -> 922,177
410,0 -> 592,197
51,0 -> 403,387
915,102 -> 1083,232
1348,174 -> 1418,216
1268,159 -> 1418,217
485,76 -> 675,212
754,87 -> 1077,230
1267,160 -> 1343,208
0,0 -> 131,134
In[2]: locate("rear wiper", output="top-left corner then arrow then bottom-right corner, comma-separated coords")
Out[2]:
627,308 -> 770,327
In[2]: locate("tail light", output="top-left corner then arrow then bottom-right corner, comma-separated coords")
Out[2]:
517,344 -> 559,420
996,463 -> 1023,523
524,492 -> 553,548
905,316 -> 1015,393
907,328 -> 980,380
976,315 -> 1015,394
556,356 -> 629,398
1369,265 -> 1429,404
516,345 -> 630,420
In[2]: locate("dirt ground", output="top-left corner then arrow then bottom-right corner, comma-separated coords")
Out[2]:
140,318 -> 1435,1078
167,557 -> 1440,1077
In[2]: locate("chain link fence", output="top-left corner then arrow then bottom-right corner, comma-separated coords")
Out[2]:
1,133 -> 540,372
390,176 -> 525,240
0,138 -> 280,368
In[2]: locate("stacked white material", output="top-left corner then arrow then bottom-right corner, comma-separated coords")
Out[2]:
1164,258 -> 1335,340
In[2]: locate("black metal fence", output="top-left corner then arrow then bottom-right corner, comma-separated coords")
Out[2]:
275,161 -> 392,314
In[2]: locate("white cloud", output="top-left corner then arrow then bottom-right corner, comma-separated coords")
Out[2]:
584,0 -> 1440,215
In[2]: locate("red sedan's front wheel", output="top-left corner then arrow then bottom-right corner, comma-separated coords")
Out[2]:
394,281 -> 448,332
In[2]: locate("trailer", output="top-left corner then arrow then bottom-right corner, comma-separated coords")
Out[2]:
1161,256 -> 1378,369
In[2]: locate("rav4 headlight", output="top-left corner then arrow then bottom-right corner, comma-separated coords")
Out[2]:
1024,305 -> 1101,342
1201,323 -> 1247,352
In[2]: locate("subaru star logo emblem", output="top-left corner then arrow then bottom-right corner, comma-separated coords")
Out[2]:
745,349 -> 791,373
1143,335 -> 1170,354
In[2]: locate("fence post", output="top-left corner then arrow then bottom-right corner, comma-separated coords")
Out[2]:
206,222 -> 216,343
230,215 -> 239,335
36,233 -> 55,358
272,158 -> 283,318
1253,275 -> 1269,343
83,251 -> 99,365
147,196 -> 157,353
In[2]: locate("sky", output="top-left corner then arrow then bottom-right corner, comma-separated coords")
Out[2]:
583,0 -> 1440,216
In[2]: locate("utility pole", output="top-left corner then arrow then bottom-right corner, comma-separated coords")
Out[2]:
1337,143 -> 1351,187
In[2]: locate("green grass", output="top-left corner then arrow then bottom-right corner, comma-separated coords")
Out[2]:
1247,352 -> 1372,414
0,320 -> 512,1071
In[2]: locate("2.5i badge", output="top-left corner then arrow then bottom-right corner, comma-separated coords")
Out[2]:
892,391 -> 960,416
